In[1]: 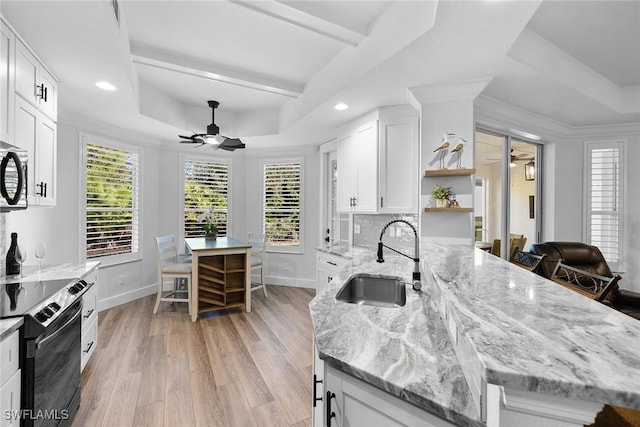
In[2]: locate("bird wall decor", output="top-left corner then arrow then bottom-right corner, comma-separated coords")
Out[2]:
434,133 -> 454,168
451,138 -> 466,168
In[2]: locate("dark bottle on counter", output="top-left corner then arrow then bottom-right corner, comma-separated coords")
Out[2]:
6,232 -> 21,276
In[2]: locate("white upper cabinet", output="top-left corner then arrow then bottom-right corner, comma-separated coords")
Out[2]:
15,38 -> 57,121
378,107 -> 419,214
3,15 -> 58,207
15,96 -> 57,206
336,105 -> 419,214
337,117 -> 378,213
0,20 -> 15,144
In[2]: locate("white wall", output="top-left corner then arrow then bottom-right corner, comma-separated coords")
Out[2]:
3,114 -> 321,311
244,147 -> 320,289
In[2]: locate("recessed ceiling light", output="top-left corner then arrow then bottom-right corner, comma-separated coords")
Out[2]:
334,103 -> 348,111
95,81 -> 117,91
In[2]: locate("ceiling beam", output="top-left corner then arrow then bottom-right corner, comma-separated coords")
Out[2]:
131,47 -> 303,99
230,0 -> 367,46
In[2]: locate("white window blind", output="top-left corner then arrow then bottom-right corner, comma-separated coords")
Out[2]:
184,160 -> 228,237
585,141 -> 624,271
85,142 -> 139,259
263,161 -> 302,248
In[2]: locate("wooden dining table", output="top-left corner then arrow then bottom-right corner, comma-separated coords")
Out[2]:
185,237 -> 252,322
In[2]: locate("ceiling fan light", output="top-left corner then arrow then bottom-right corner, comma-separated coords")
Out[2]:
95,81 -> 117,91
213,134 -> 226,144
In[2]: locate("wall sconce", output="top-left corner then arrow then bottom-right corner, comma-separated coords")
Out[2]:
524,161 -> 535,181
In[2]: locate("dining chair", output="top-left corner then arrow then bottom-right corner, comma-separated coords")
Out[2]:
248,233 -> 268,297
153,235 -> 192,315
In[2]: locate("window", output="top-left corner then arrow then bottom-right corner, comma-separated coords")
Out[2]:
584,141 -> 625,271
83,137 -> 140,261
183,159 -> 229,237
263,160 -> 302,251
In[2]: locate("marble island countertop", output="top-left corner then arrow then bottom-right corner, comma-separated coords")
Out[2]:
425,243 -> 640,410
311,241 -> 640,427
310,250 -> 484,427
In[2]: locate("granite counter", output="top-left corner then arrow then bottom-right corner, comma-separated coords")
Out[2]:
310,251 -> 483,427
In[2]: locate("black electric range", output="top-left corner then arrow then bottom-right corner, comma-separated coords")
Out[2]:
1,277 -> 91,337
1,276 -> 93,427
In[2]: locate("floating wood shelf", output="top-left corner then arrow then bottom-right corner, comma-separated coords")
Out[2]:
424,207 -> 474,213
423,168 -> 476,177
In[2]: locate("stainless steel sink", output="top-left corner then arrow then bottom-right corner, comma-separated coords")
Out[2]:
335,274 -> 406,307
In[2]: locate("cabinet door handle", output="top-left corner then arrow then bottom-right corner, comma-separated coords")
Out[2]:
380,196 -> 384,208
36,83 -> 48,102
83,341 -> 95,354
83,309 -> 95,319
327,276 -> 332,283
327,261 -> 337,266
326,391 -> 336,427
353,197 -> 357,207
36,182 -> 47,197
313,374 -> 323,407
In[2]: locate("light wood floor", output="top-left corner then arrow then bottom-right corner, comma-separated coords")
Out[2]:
72,285 -> 316,427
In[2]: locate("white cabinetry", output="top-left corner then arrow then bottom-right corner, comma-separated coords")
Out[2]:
15,39 -> 57,121
14,97 -> 57,206
316,251 -> 349,293
81,269 -> 98,372
337,118 -> 378,213
0,21 -> 15,144
2,16 -> 58,207
0,329 -> 20,427
323,364 -> 456,427
336,105 -> 418,214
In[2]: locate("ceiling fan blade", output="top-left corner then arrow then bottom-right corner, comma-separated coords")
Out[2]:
220,138 -> 245,150
178,135 -> 193,139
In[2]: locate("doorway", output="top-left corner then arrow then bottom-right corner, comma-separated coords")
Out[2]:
475,130 -> 542,259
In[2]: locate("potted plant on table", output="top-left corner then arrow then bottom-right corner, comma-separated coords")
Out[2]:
197,207 -> 224,240
431,185 -> 452,208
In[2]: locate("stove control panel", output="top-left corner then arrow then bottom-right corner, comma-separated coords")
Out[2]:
28,279 -> 93,327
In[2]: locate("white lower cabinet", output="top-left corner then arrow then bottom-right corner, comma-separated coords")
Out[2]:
313,336 -> 455,427
0,329 -> 20,427
316,251 -> 349,293
81,270 -> 98,372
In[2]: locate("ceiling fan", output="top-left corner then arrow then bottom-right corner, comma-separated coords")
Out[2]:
179,100 -> 245,151
488,149 -> 534,164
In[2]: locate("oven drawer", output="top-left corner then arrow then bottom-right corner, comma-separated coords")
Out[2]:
81,315 -> 97,372
0,329 -> 19,386
0,368 -> 21,427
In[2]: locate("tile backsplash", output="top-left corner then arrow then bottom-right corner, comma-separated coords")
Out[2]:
353,214 -> 418,250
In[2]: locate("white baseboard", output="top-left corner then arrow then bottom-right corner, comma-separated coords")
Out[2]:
97,283 -> 156,312
98,276 -> 315,311
254,274 -> 316,289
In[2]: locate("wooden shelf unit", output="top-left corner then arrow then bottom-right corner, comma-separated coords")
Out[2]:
424,207 -> 474,213
423,168 -> 475,177
197,253 -> 247,313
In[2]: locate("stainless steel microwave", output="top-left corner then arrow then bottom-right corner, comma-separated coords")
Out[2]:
0,141 -> 28,211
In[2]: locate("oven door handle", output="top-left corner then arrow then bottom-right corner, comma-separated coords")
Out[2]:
36,304 -> 82,348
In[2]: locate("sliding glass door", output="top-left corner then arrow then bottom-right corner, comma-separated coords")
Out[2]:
475,130 -> 542,259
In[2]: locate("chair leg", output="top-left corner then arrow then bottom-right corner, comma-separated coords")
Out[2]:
186,276 -> 192,317
153,277 -> 163,314
261,266 -> 268,297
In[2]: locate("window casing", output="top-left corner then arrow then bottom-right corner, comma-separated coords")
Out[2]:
262,159 -> 303,253
584,141 -> 625,272
82,136 -> 141,263
183,159 -> 229,238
